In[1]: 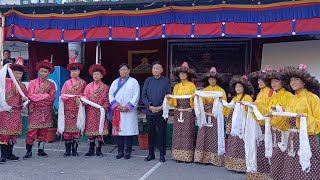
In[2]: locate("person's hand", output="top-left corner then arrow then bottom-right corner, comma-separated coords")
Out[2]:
266,112 -> 273,117
22,96 -> 28,102
122,107 -> 129,112
166,94 -> 172,99
191,94 -> 198,99
149,106 -> 156,111
296,114 -> 305,118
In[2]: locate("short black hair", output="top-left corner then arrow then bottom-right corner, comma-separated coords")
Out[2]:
40,65 -> 51,71
3,50 -> 10,55
70,66 -> 81,71
119,63 -> 130,69
93,69 -> 103,74
152,61 -> 162,67
11,67 -> 24,72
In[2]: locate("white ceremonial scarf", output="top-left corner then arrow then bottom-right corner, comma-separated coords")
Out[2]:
0,64 -> 29,112
194,90 -> 225,155
222,101 -> 247,138
80,97 -> 105,135
271,112 -> 311,172
223,101 -> 263,172
162,95 -> 193,119
58,94 -> 86,135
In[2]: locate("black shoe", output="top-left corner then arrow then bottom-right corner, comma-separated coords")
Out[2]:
176,160 -> 182,163
6,145 -> 20,161
160,155 -> 166,163
0,157 -> 6,164
64,141 -> 72,157
23,144 -> 33,160
0,145 -> 7,164
116,153 -> 124,159
38,149 -> 48,157
96,141 -> 103,157
37,142 -> 48,157
124,152 -> 131,160
144,154 -> 155,161
72,139 -> 79,156
85,142 -> 95,157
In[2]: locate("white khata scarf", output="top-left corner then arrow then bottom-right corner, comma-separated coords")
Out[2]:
271,111 -> 311,172
194,90 -> 225,155
162,95 -> 193,119
0,64 -> 29,112
223,101 -> 263,172
58,95 -> 105,135
58,94 -> 86,135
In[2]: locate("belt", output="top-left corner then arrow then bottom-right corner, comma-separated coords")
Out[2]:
175,108 -> 193,112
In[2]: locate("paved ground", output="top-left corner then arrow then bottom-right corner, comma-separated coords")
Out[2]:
0,139 -> 245,180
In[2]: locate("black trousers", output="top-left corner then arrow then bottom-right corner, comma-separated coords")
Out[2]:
117,136 -> 133,153
146,115 -> 167,156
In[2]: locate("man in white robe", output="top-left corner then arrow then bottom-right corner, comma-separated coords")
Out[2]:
109,63 -> 140,160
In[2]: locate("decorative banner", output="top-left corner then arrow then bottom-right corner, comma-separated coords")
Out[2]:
2,1 -> 320,42
68,42 -> 82,63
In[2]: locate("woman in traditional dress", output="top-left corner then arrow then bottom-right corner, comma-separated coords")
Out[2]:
224,75 -> 254,172
194,67 -> 227,166
167,62 -> 197,163
265,67 -> 294,180
271,64 -> 320,179
246,66 -> 275,179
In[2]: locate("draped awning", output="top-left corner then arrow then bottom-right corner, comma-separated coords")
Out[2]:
3,0 -> 320,42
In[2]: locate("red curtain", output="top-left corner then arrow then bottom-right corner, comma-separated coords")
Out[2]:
28,42 -> 68,80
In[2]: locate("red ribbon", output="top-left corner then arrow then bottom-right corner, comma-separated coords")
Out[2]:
112,109 -> 121,136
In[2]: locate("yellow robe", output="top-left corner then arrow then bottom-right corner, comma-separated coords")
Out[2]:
253,87 -> 274,125
202,85 -> 228,116
168,81 -> 196,108
225,93 -> 253,118
275,89 -> 320,135
268,88 -> 294,131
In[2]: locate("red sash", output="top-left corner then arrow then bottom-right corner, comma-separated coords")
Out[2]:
112,109 -> 121,136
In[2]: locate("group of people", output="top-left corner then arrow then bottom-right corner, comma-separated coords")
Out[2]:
0,54 -> 320,180
158,62 -> 320,180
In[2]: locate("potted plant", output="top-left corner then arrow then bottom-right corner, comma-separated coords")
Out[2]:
137,118 -> 149,150
46,107 -> 58,143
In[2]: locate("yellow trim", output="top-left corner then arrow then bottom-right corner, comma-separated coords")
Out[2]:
3,0 -> 319,17
128,49 -> 159,74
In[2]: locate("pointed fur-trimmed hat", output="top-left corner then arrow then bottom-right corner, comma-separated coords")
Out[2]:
282,64 -> 319,93
230,75 -> 255,95
202,67 -> 226,86
248,65 -> 273,87
173,62 -> 197,79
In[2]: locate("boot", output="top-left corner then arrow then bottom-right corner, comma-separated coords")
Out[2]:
6,144 -> 20,161
72,139 -> 79,156
116,136 -> 124,159
124,150 -> 131,160
85,142 -> 95,157
96,141 -> 103,157
0,145 -> 7,164
63,141 -> 72,157
37,142 -> 48,157
23,144 -> 33,160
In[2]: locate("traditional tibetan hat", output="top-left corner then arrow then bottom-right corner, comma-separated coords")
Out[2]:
10,57 -> 28,72
89,64 -> 106,76
36,59 -> 54,74
173,62 -> 197,79
202,67 -> 226,86
66,63 -> 83,72
282,64 -> 319,93
230,75 -> 255,95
